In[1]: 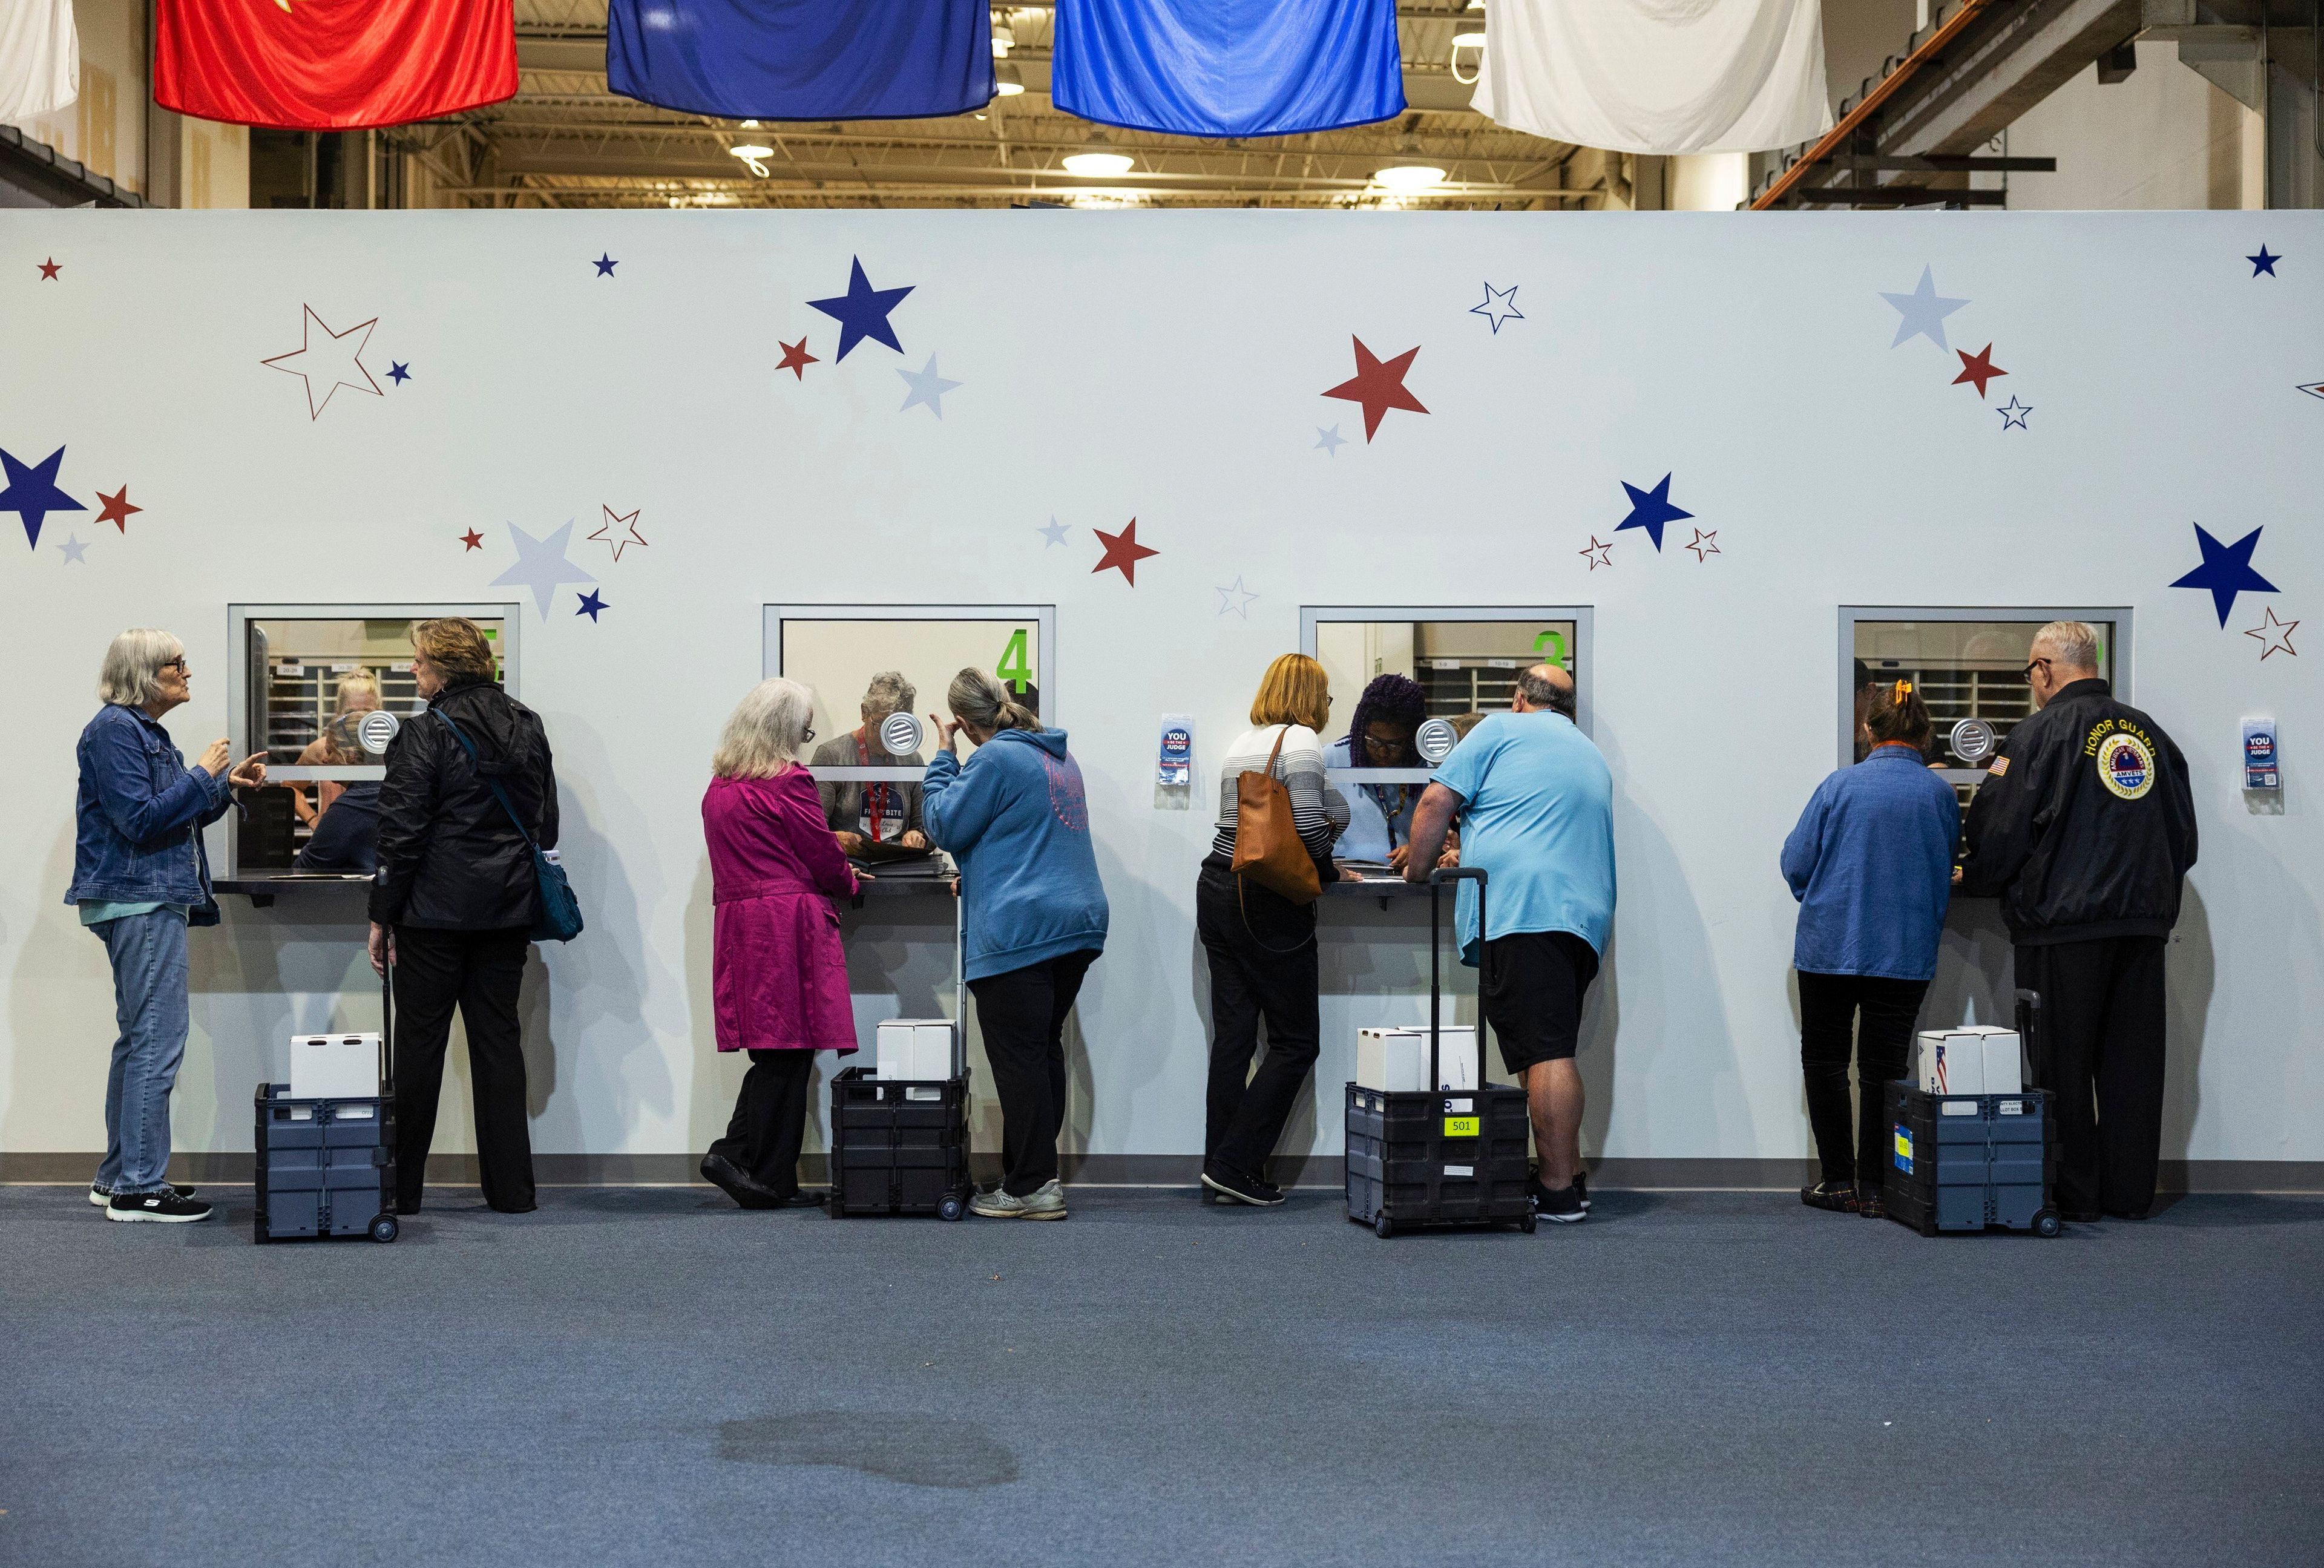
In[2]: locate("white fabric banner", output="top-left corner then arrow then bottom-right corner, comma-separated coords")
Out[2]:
1471,0 -> 1832,156
0,0 -> 79,123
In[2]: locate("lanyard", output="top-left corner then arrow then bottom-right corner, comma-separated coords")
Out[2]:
857,730 -> 892,839
1364,781 -> 1412,848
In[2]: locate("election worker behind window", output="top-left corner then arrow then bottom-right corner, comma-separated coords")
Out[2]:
922,668 -> 1109,1221
292,669 -> 381,827
292,713 -> 384,873
699,678 -> 861,1209
1196,654 -> 1350,1209
1780,680 -> 1961,1218
1325,673 -> 1455,874
1958,620 -> 2195,1223
367,617 -> 559,1217
811,670 -> 929,856
1404,663 -> 1614,1226
68,629 -> 266,1223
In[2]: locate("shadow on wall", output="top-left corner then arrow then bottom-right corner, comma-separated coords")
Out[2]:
3,824 -> 121,1154
2163,882 -> 2217,1164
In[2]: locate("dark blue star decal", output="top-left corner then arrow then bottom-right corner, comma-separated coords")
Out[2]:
388,361 -> 410,384
2247,245 -> 2280,277
594,254 -> 618,277
0,444 -> 87,549
807,256 -> 913,361
576,589 -> 609,622
1613,473 -> 1693,551
2170,523 -> 2277,626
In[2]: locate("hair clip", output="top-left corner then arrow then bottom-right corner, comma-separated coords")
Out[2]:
1892,680 -> 1912,701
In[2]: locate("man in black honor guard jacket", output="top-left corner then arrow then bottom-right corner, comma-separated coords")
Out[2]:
1960,621 -> 2197,1222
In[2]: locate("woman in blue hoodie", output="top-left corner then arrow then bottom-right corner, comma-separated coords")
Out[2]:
1780,680 -> 1960,1216
923,668 -> 1109,1221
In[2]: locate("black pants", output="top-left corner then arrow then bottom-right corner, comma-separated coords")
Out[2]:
705,1050 -> 816,1200
1196,865 -> 1320,1184
2015,936 -> 2167,1216
968,950 -> 1097,1197
1797,971 -> 1929,1189
392,925 -> 535,1212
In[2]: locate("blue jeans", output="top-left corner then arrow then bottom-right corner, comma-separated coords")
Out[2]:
94,909 -> 191,1196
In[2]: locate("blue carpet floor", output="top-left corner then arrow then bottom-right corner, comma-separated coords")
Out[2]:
2,1185 -> 2318,1567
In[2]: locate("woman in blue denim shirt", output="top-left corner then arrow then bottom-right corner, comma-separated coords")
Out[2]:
65,629 -> 266,1223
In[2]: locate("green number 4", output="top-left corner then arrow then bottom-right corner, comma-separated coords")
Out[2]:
996,628 -> 1031,693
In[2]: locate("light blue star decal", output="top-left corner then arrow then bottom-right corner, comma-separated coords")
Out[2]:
1880,265 -> 1969,352
1471,282 -> 1523,334
1037,517 -> 1068,547
488,520 -> 598,617
56,533 -> 89,565
897,355 -> 963,418
1315,425 -> 1347,457
1997,396 -> 2032,430
1216,576 -> 1259,618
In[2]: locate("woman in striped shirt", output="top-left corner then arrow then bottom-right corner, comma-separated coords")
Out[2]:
1196,654 -> 1350,1207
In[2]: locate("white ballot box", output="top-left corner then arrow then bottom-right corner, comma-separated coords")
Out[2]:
1355,1026 -> 1480,1093
876,1019 -> 957,1081
1914,1026 -> 2022,1096
289,1032 -> 380,1100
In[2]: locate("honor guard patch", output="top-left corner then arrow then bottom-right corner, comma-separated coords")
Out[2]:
2096,733 -> 2155,799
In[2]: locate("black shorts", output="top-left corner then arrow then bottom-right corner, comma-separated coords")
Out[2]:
1480,931 -> 1601,1074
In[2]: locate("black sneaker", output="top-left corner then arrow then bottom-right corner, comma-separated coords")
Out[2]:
1802,1181 -> 1860,1214
1532,1182 -> 1585,1224
107,1190 -> 213,1224
1574,1170 -> 1590,1210
90,1181 -> 195,1208
1200,1165 -> 1285,1207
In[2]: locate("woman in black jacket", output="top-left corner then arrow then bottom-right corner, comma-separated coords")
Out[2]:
366,618 -> 559,1215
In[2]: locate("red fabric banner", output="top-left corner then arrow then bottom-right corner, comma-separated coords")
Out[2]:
154,0 -> 517,131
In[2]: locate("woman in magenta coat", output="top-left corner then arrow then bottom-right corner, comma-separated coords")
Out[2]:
699,677 -> 861,1209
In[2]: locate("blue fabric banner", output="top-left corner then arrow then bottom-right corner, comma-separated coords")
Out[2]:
1052,0 -> 1404,138
608,0 -> 994,122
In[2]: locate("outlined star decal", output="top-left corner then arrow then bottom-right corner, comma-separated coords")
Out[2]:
587,505 -> 648,561
1684,528 -> 1720,562
594,254 -> 617,277
56,533 -> 88,565
776,337 -> 818,380
2248,245 -> 2280,277
38,258 -> 61,280
1315,425 -> 1347,457
1471,282 -> 1523,334
459,528 -> 484,551
261,305 -> 383,419
94,485 -> 141,533
1322,337 -> 1427,442
1952,344 -> 2006,398
488,520 -> 598,617
1037,517 -> 1068,547
387,361 -> 410,384
2170,523 -> 2278,626
1216,576 -> 1259,618
1997,395 -> 2032,430
1091,519 -> 1158,585
807,256 -> 913,361
0,444 -> 85,549
1615,473 -> 1693,551
2297,381 -> 2324,402
2244,606 -> 2299,660
897,354 -> 962,418
1880,265 -> 1969,352
576,589 -> 609,622
1578,536 -> 1613,571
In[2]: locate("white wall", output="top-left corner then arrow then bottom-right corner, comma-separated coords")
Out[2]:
2009,43 -> 2262,211
1,210 -> 2316,1176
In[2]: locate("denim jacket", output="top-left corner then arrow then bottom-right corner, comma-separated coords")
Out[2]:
65,704 -> 233,926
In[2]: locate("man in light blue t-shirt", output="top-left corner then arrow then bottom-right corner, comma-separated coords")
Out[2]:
1405,663 -> 1615,1225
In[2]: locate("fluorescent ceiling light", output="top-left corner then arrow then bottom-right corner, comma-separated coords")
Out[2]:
993,29 -> 1012,57
729,143 -> 774,177
996,62 -> 1025,96
1374,163 -> 1447,192
1064,151 -> 1135,176
1453,31 -> 1485,47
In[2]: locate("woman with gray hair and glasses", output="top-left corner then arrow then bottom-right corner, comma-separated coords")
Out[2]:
66,629 -> 266,1222
812,669 -> 930,856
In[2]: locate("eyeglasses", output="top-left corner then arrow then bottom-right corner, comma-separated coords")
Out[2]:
160,658 -> 189,674
802,727 -> 816,743
2020,657 -> 2050,684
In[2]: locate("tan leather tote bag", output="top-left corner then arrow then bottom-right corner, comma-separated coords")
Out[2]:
1230,726 -> 1322,905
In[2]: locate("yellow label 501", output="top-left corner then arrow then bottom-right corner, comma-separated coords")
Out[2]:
1443,1115 -> 1480,1138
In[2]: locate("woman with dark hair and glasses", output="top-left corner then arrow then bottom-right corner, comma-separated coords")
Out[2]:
1324,674 -> 1455,874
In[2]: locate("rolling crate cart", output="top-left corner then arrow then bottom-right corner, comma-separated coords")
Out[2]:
252,966 -> 400,1244
1883,988 -> 2063,1238
1346,867 -> 1535,1238
828,884 -> 974,1221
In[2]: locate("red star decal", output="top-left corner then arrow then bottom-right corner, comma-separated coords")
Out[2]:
459,528 -> 484,551
1091,519 -> 1158,585
1952,343 -> 2007,399
1322,336 -> 1428,441
95,485 -> 142,533
38,258 -> 61,280
776,337 -> 818,381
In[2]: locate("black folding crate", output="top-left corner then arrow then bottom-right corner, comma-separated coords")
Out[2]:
254,1083 -> 399,1243
1883,988 -> 2063,1238
1346,867 -> 1535,1237
828,1066 -> 973,1221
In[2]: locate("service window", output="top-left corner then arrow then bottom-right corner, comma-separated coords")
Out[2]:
1841,608 -> 2131,799
225,603 -> 518,880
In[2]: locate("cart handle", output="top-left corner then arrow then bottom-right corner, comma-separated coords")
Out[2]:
1425,867 -> 1486,1091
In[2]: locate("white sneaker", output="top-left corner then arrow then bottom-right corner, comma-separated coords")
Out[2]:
970,1179 -> 1067,1220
